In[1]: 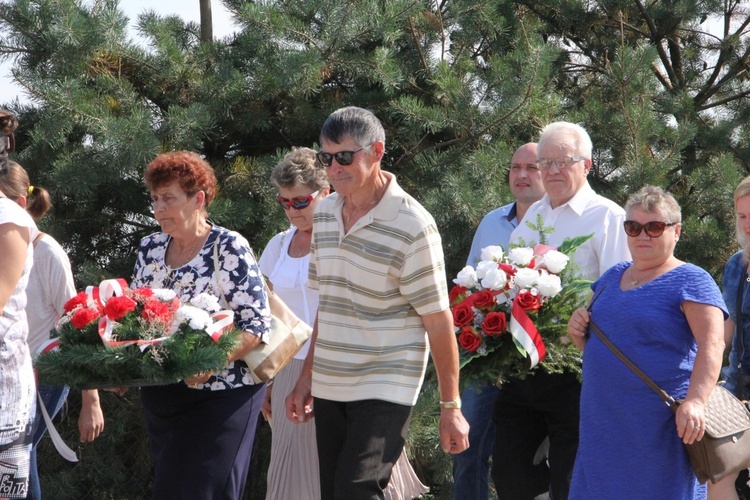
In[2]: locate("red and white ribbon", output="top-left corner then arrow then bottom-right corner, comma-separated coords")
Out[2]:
85,278 -> 128,308
36,338 -> 61,356
509,296 -> 547,368
205,310 -> 235,342
33,339 -> 78,462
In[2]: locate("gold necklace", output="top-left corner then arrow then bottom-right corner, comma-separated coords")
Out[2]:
168,227 -> 205,268
344,183 -> 386,227
289,231 -> 311,258
629,265 -> 659,287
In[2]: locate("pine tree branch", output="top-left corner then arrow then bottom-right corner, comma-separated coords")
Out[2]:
633,0 -> 679,88
407,16 -> 430,76
393,49 -> 540,166
693,12 -> 750,106
0,45 -> 42,57
697,89 -> 750,112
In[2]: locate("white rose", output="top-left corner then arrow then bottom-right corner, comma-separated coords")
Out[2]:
542,250 -> 570,274
508,247 -> 534,266
536,273 -> 563,297
454,266 -> 478,288
475,260 -> 498,280
480,245 -> 505,262
514,268 -> 539,289
481,267 -> 508,291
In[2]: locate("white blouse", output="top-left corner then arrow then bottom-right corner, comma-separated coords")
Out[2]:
259,227 -> 318,360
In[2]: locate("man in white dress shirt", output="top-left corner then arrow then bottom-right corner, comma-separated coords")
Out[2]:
490,122 -> 631,500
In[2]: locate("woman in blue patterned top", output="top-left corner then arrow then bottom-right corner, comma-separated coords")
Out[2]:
131,151 -> 270,500
567,186 -> 726,499
710,176 -> 750,499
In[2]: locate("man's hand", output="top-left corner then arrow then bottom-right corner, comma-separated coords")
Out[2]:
285,373 -> 314,423
184,371 -> 213,388
439,408 -> 470,454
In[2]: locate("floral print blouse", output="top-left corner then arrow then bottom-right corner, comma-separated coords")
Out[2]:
132,225 -> 270,390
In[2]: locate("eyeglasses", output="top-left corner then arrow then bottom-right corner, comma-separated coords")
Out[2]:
276,190 -> 320,210
623,220 -> 678,238
536,157 -> 586,171
316,145 -> 370,167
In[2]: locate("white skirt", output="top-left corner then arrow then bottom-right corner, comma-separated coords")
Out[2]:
266,358 -> 429,499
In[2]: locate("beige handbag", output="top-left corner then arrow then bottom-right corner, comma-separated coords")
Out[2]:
213,239 -> 312,384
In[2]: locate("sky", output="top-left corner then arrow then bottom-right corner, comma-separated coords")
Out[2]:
1,0 -> 238,105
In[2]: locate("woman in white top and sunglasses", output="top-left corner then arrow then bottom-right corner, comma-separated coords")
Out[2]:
259,147 -> 428,500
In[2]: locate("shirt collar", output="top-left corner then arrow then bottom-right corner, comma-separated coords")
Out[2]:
538,181 -> 594,216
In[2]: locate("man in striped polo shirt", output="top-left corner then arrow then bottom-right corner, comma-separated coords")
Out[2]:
286,106 -> 469,499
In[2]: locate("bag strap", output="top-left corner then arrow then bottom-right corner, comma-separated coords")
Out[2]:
212,237 -> 229,309
587,319 -> 678,409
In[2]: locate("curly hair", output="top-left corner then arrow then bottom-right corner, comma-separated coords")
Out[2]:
0,161 -> 51,219
271,147 -> 329,191
624,185 -> 681,223
145,151 -> 217,209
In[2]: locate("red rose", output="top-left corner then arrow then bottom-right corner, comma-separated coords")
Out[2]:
70,308 -> 100,329
458,326 -> 482,352
516,291 -> 542,312
142,299 -> 173,324
482,311 -> 508,336
452,301 -> 475,327
64,292 -> 89,313
449,285 -> 468,306
103,296 -> 137,321
471,290 -> 496,311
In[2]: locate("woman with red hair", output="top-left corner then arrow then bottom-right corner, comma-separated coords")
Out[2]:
132,151 -> 270,499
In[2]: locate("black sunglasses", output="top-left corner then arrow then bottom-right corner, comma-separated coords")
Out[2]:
316,145 -> 370,167
623,220 -> 678,238
276,190 -> 320,210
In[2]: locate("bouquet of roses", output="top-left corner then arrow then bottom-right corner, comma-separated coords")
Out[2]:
35,279 -> 240,389
451,234 -> 593,384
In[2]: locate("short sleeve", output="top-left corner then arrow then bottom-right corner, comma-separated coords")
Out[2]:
678,265 -> 728,320
399,223 -> 449,316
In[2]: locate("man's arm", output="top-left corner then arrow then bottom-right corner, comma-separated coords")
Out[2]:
421,309 -> 470,454
285,314 -> 318,423
597,212 -> 631,275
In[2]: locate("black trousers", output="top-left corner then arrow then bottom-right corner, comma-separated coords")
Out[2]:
141,383 -> 265,500
491,371 -> 581,500
313,397 -> 412,500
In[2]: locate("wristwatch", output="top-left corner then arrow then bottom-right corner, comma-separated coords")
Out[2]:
439,396 -> 462,409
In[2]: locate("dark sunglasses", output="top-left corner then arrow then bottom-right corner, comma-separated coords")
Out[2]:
316,145 -> 370,167
276,190 -> 320,210
623,220 -> 678,238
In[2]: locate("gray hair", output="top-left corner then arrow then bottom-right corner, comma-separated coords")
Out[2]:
733,176 -> 750,256
538,121 -> 593,159
319,107 -> 386,151
271,147 -> 329,191
624,185 -> 682,223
